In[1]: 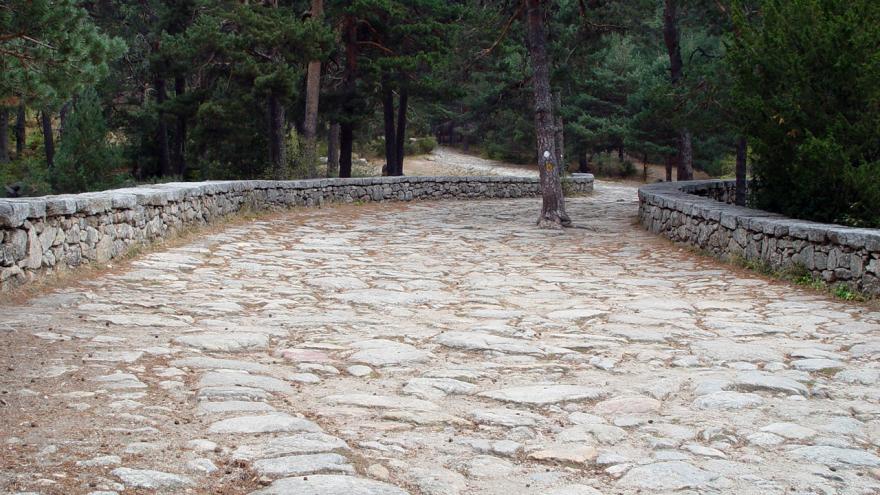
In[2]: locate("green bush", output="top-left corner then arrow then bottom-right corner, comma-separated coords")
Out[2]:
405,136 -> 438,156
0,156 -> 53,197
589,153 -> 638,178
729,0 -> 880,227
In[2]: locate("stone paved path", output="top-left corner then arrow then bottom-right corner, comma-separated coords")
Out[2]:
2,181 -> 880,495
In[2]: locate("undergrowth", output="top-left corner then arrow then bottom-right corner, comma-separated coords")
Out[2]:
729,254 -> 870,303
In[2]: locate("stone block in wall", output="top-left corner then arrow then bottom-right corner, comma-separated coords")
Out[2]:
1,265 -> 23,283
868,258 -> 880,276
837,229 -> 880,251
110,193 -> 138,210
46,197 -> 78,216
96,235 -> 113,263
7,229 -> 27,261
76,195 -> 113,215
0,202 -> 30,228
719,212 -> 737,230
44,249 -> 56,267
850,255 -> 865,278
39,227 -> 57,252
21,228 -> 41,270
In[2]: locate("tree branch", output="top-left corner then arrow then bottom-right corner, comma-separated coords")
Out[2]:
356,40 -> 394,55
21,35 -> 55,50
476,4 -> 523,60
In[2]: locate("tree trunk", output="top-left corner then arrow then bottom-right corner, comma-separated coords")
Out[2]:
665,155 -> 673,182
663,0 -> 684,86
173,76 -> 187,177
578,153 -> 589,173
41,110 -> 55,170
677,129 -> 693,180
735,136 -> 747,206
15,103 -> 25,158
394,87 -> 408,176
525,0 -> 569,228
0,108 -> 9,164
327,122 -> 340,178
58,100 -> 72,139
663,0 -> 693,181
382,80 -> 397,177
268,92 -> 286,179
553,91 -> 564,174
301,0 -> 324,179
338,14 -> 357,180
155,77 -> 171,177
339,122 -> 353,178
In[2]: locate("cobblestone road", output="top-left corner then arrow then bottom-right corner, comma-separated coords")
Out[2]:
2,181 -> 880,495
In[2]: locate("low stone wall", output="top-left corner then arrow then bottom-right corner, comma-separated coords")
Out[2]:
639,180 -> 880,296
0,175 -> 593,290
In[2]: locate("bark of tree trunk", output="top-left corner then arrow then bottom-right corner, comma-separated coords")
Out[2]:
677,129 -> 693,180
301,0 -> 324,179
41,110 -> 55,170
665,155 -> 673,182
578,153 -> 589,173
525,0 -> 569,228
155,78 -> 171,177
173,76 -> 187,178
327,122 -> 340,178
663,0 -> 693,181
394,88 -> 408,176
338,14 -> 357,180
268,92 -> 286,179
663,0 -> 684,86
15,103 -> 25,158
0,109 -> 9,164
382,80 -> 397,177
553,91 -> 564,174
58,100 -> 72,139
339,122 -> 353,178
735,136 -> 748,206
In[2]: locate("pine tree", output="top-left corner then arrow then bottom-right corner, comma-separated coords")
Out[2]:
0,0 -> 124,172
183,1 -> 332,179
54,89 -> 124,193
344,0 -> 460,176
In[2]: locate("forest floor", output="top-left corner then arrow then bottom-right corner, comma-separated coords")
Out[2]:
2,151 -> 880,495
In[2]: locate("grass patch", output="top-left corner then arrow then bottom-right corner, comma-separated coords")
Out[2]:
728,254 -> 872,303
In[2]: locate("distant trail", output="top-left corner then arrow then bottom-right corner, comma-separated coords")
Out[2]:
401,146 -> 539,178
401,147 -> 715,185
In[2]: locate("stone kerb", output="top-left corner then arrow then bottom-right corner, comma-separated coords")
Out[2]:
0,175 -> 594,290
638,180 -> 880,296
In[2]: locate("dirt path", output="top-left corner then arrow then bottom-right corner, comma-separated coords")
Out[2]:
396,147 -> 711,185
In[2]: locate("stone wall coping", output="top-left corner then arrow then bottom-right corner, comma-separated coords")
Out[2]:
639,180 -> 880,252
1,175 -> 591,228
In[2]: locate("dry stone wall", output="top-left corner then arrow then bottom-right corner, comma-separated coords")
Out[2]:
0,175 -> 593,290
639,180 -> 880,296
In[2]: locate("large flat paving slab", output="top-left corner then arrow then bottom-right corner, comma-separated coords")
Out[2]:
1,181 -> 879,495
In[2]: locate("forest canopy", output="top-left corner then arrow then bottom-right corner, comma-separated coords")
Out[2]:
1,0 -> 878,227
